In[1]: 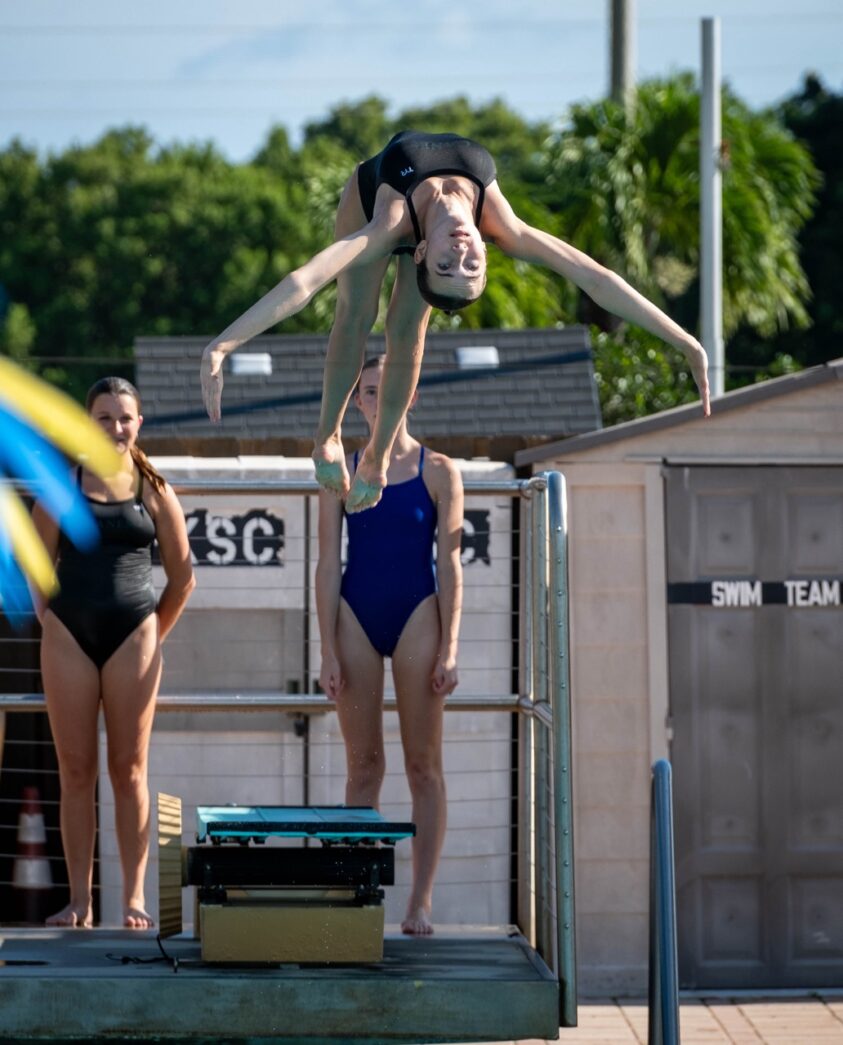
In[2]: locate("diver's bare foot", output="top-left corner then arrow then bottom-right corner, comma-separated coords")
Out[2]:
401,904 -> 434,936
313,437 -> 350,498
124,905 -> 155,930
46,902 -> 93,928
345,455 -> 387,514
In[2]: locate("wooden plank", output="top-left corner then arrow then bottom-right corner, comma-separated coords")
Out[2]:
157,792 -> 183,939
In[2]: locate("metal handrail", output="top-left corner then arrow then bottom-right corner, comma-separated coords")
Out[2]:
0,691 -> 522,714
1,477 -> 541,498
547,470 -> 577,1028
648,759 -> 680,1045
168,478 -> 535,497
521,471 -> 577,1028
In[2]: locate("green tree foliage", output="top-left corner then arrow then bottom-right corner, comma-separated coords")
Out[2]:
539,75 -> 819,348
302,96 -> 393,162
729,75 -> 843,371
592,329 -> 700,425
592,327 -> 802,424
0,303 -> 36,363
0,127 -> 330,398
0,81 -> 830,418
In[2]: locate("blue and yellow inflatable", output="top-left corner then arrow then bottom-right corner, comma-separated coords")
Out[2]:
0,358 -> 119,622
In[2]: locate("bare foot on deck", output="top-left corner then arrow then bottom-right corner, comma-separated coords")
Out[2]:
401,905 -> 434,936
345,454 -> 387,514
46,902 -> 93,928
124,905 -> 155,929
313,437 -> 350,499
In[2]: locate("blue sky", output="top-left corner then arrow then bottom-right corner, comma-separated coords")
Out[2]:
1,0 -> 841,161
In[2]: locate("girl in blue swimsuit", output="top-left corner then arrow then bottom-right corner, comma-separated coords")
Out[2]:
201,129 -> 710,513
32,378 -> 195,929
316,355 -> 464,935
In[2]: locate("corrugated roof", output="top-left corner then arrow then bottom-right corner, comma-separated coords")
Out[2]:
135,327 -> 601,443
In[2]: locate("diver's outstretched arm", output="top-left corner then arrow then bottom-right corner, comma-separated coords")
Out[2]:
200,226 -> 394,421
483,187 -> 711,415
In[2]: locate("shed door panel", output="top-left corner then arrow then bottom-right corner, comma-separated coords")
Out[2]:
666,466 -> 843,988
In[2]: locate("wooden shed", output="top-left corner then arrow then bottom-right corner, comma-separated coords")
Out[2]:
516,358 -> 843,992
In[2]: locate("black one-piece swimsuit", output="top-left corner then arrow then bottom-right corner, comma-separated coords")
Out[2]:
356,130 -> 497,248
48,471 -> 157,668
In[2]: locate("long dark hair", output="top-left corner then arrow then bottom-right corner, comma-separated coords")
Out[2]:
85,377 -> 166,493
416,260 -> 485,313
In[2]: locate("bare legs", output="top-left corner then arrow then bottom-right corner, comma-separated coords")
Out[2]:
391,598 -> 447,934
101,615 -> 161,928
345,256 -> 432,513
332,605 -> 386,809
41,611 -> 161,928
313,171 -> 388,500
334,596 -> 446,934
312,175 -> 432,512
42,614 -> 100,927
313,269 -> 386,500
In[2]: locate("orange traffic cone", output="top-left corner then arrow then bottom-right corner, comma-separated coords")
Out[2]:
12,786 -> 53,923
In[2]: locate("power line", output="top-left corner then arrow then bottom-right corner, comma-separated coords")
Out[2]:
0,13 -> 841,33
0,74 -> 596,87
4,60 -> 840,90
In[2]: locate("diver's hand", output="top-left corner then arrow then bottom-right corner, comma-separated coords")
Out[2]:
200,344 -> 226,422
684,338 -> 711,417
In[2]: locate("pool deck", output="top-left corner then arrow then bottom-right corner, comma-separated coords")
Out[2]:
1,925 -> 841,1043
0,924 -> 560,1044
471,994 -> 843,1044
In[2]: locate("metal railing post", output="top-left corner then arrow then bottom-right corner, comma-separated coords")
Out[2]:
530,475 -> 551,966
547,470 -> 577,1027
517,487 -> 536,943
648,759 -> 680,1045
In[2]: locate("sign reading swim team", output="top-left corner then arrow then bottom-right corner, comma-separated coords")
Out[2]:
667,579 -> 842,608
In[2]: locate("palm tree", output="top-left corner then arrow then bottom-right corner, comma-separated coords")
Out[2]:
538,74 -> 819,341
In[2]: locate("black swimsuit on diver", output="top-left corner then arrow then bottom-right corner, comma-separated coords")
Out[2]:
356,130 -> 497,251
49,470 -> 157,668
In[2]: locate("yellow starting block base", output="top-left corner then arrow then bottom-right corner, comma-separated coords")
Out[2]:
199,891 -> 385,964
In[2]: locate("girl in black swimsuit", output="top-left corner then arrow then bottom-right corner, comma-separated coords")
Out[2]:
200,129 -> 711,512
32,377 -> 195,929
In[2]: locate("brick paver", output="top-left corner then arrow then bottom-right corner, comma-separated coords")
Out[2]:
457,994 -> 843,1045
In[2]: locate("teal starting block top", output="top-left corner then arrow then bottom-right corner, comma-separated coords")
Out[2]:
196,805 -> 415,844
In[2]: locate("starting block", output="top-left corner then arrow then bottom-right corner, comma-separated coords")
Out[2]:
157,794 -> 415,964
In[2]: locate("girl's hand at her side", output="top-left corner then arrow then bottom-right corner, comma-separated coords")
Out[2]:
432,654 -> 459,697
319,652 -> 345,701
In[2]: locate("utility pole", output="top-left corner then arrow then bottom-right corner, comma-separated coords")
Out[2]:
610,0 -> 636,111
700,18 -> 724,399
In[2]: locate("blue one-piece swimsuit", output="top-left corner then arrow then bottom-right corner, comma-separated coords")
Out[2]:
340,447 -> 437,658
